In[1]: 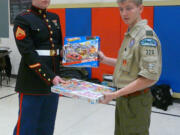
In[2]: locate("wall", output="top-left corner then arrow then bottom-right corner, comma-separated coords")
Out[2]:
1,0 -> 180,97
48,1 -> 180,98
2,0 -> 180,75
0,0 -> 21,75
0,27 -> 20,75
50,0 -> 179,4
91,7 -> 154,81
154,6 -> 180,98
0,0 -> 9,38
49,0 -> 180,7
51,0 -> 117,4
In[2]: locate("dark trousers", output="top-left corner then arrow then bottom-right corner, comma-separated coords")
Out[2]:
13,93 -> 59,135
114,91 -> 153,135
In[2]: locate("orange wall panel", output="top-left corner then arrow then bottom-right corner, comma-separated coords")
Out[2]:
142,6 -> 154,28
91,8 -> 121,81
48,8 -> 66,43
92,7 -> 154,81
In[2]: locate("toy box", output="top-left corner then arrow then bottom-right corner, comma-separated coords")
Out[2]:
62,36 -> 100,67
51,78 -> 115,104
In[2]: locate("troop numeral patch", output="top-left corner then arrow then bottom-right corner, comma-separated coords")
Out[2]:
146,49 -> 155,55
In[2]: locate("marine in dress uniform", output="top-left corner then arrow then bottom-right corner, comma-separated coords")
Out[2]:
13,5 -> 63,135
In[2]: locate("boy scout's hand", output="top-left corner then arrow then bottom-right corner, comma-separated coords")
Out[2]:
100,93 -> 116,104
52,76 -> 66,85
98,51 -> 105,62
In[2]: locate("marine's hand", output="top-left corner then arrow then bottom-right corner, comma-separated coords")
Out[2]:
100,92 -> 116,104
60,49 -> 63,57
52,76 -> 66,85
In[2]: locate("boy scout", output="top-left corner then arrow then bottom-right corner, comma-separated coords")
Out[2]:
99,0 -> 162,135
13,0 -> 65,135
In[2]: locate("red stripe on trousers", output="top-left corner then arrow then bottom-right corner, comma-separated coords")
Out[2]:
16,93 -> 24,135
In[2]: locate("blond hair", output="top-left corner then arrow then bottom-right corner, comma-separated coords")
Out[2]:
117,0 -> 143,6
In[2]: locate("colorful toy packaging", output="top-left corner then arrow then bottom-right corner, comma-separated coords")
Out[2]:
62,36 -> 100,67
51,78 -> 115,104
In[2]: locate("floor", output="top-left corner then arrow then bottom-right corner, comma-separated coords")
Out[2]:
0,78 -> 180,135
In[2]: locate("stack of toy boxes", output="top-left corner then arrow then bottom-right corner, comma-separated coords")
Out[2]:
51,78 -> 115,104
62,36 -> 100,67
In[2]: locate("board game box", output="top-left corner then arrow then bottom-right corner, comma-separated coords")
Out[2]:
51,78 -> 115,104
62,36 -> 100,67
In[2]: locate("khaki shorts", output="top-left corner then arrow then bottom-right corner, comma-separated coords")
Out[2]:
114,91 -> 153,135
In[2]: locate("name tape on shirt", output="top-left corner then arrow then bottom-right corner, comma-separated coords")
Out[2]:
140,38 -> 157,47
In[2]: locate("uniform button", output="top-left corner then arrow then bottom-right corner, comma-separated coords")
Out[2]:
50,38 -> 53,42
50,31 -> 53,35
38,69 -> 42,72
51,44 -> 55,48
46,19 -> 49,22
27,9 -> 30,12
48,78 -> 51,82
43,14 -> 46,18
43,74 -> 46,77
38,10 -> 42,14
48,25 -> 51,28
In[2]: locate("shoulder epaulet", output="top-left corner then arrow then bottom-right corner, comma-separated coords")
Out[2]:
20,9 -> 32,16
146,30 -> 153,36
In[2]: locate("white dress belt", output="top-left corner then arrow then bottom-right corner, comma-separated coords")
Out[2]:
35,49 -> 59,56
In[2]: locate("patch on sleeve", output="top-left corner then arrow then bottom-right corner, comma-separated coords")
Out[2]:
140,38 -> 157,47
15,26 -> 26,40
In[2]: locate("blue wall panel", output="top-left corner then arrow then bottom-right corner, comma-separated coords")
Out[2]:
65,8 -> 92,78
154,6 -> 180,93
65,8 -> 92,36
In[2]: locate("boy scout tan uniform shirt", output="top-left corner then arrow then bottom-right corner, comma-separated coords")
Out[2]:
113,20 -> 162,88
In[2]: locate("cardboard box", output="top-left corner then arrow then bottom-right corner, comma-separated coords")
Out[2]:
62,36 -> 100,67
51,78 -> 115,104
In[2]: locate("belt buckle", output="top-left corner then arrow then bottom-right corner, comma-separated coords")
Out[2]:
50,49 -> 56,56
